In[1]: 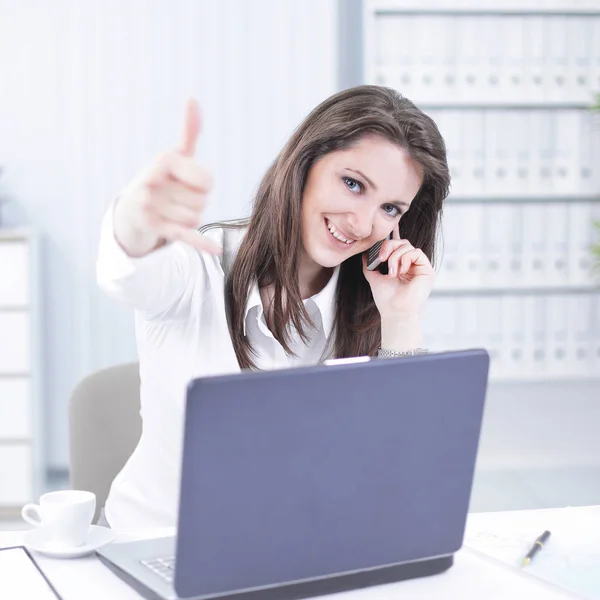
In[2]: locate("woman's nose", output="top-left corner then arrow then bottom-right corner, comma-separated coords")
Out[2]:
347,211 -> 375,240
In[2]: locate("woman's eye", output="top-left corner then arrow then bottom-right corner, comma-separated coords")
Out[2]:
383,204 -> 401,217
343,177 -> 362,193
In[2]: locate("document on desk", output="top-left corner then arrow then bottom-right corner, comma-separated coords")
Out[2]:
0,546 -> 61,599
465,506 -> 600,600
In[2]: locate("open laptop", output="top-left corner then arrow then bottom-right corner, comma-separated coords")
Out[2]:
97,348 -> 490,600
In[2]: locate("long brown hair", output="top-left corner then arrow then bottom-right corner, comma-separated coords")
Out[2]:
213,85 -> 450,370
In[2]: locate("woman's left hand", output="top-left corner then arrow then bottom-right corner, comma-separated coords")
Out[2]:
362,228 -> 435,321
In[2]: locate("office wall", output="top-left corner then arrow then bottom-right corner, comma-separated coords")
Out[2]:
0,0 -> 338,468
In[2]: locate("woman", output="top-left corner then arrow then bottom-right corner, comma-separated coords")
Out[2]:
97,85 -> 450,529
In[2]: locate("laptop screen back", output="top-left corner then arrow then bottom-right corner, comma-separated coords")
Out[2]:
175,349 -> 489,598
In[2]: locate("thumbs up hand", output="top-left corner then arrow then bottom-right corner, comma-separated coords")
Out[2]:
113,98 -> 221,257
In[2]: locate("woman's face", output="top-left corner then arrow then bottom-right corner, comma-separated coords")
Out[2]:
301,134 -> 424,269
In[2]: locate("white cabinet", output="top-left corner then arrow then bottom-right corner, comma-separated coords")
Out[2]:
0,229 -> 42,516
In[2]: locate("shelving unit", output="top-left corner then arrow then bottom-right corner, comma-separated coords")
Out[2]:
0,228 -> 43,517
363,0 -> 600,381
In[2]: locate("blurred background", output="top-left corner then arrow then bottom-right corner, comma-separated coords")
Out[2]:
0,0 -> 599,525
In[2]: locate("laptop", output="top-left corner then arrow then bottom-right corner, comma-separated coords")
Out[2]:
97,348 -> 490,600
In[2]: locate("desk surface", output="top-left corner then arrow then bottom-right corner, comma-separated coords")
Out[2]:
2,507 -> 597,600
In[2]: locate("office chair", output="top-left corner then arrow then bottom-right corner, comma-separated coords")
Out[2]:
68,363 -> 142,523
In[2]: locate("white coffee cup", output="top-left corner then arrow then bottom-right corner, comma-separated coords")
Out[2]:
21,490 -> 96,547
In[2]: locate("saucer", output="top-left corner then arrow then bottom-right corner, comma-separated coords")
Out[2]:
23,525 -> 115,559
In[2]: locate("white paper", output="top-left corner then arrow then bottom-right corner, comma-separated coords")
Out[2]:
0,547 -> 59,599
465,506 -> 600,600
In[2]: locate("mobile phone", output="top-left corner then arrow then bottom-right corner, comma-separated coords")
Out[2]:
366,233 -> 392,274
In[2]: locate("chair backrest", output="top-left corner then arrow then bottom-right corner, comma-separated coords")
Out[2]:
68,363 -> 142,523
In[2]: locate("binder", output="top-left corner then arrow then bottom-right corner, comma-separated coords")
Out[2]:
567,203 -> 593,286
503,110 -> 522,196
566,15 -> 591,104
442,14 -> 459,105
523,15 -> 546,104
546,295 -> 570,379
425,16 -> 447,103
579,111 -> 595,196
514,111 -> 534,196
479,15 -> 500,105
544,15 -> 568,103
436,203 -> 461,290
538,110 -> 554,197
435,111 -> 464,198
528,296 -> 547,379
478,297 -> 504,380
409,15 -> 429,101
460,110 -> 484,196
457,297 -> 479,351
568,294 -> 594,378
503,16 -> 524,103
553,111 -> 580,195
423,297 -> 458,352
462,204 -> 484,289
501,296 -> 526,379
379,15 -> 398,88
482,205 -> 516,289
522,204 -> 547,288
456,15 -> 479,104
592,18 -> 600,109
545,203 -> 569,287
483,110 -> 501,197
593,294 -> 600,376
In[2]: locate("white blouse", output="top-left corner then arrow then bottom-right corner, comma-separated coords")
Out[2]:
96,205 -> 340,529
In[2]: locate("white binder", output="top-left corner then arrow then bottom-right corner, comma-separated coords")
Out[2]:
522,204 -> 547,287
478,297 -> 504,379
501,296 -> 526,379
546,295 -> 570,378
568,294 -> 594,378
462,110 -> 485,196
544,15 -> 568,103
553,111 -> 580,194
566,15 -> 591,104
502,16 -> 524,103
567,203 -> 593,286
456,15 -> 479,104
514,110 -> 532,196
462,204 -> 484,288
545,204 -> 569,287
436,203 -> 461,290
523,15 -> 546,104
482,205 -> 518,289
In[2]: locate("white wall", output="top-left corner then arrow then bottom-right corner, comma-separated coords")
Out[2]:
0,0 -> 338,468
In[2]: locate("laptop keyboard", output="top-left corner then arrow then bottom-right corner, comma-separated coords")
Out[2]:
140,556 -> 176,583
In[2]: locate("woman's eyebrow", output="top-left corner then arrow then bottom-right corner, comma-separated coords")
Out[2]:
346,168 -> 410,208
347,168 -> 377,190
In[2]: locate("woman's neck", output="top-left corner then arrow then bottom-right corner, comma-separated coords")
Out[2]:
297,251 -> 334,299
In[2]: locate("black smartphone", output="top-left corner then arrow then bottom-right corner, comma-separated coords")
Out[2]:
366,233 -> 392,274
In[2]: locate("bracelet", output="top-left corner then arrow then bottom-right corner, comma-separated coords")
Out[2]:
377,348 -> 429,358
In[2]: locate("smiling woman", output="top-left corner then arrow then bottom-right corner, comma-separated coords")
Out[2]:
96,84 -> 451,528
225,85 -> 450,369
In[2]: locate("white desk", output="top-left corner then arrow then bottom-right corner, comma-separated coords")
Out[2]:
2,507 -> 598,600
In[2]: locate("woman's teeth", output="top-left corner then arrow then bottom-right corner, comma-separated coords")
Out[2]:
326,220 -> 355,244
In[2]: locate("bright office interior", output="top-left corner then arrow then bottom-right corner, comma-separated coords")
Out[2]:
0,0 -> 599,530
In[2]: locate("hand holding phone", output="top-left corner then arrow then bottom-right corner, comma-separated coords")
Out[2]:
366,233 -> 392,275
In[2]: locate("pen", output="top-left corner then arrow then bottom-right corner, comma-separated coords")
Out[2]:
521,530 -> 551,567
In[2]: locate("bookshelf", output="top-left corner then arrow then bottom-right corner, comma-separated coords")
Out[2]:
363,0 -> 600,381
0,229 -> 43,516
